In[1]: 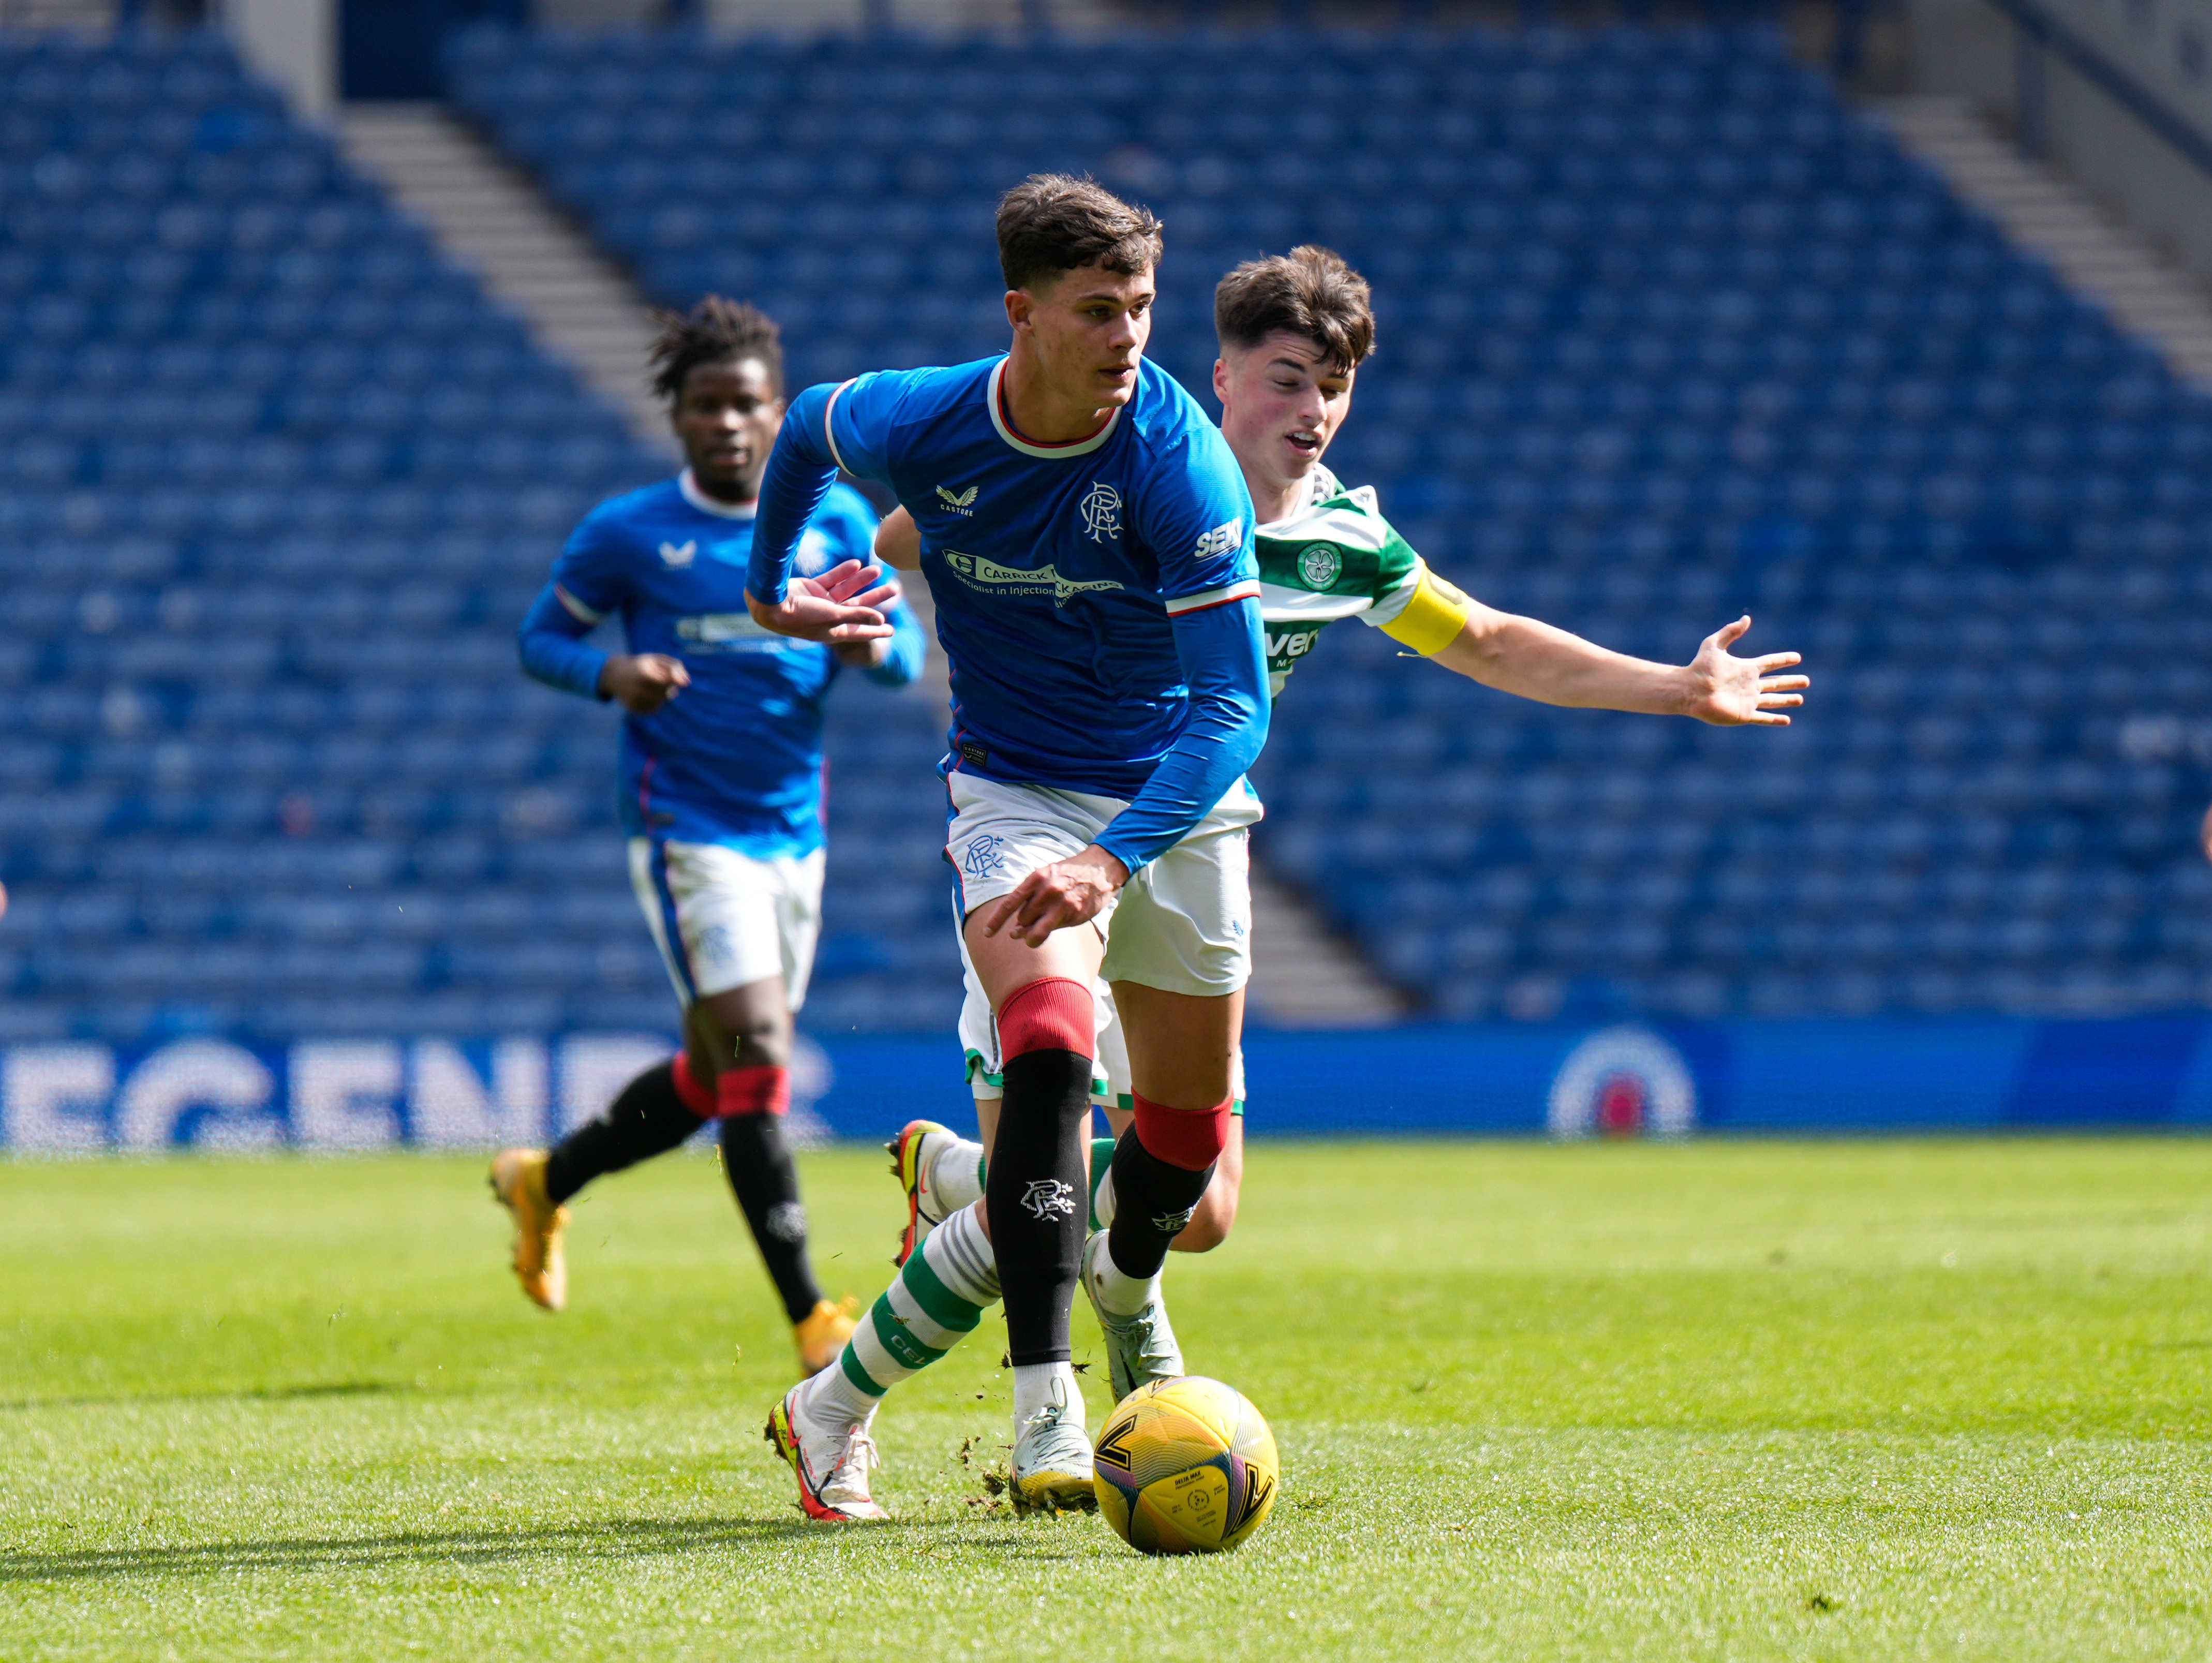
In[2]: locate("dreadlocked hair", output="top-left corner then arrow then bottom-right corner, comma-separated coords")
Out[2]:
646,295 -> 784,404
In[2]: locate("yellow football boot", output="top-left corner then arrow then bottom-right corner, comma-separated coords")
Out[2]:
793,1296 -> 860,1376
488,1148 -> 569,1312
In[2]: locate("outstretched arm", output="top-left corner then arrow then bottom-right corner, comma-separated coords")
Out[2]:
1432,602 -> 1807,726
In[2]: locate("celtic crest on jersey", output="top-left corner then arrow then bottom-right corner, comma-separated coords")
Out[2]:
1296,542 -> 1341,589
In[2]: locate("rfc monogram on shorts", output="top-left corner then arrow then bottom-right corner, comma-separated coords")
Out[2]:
961,833 -> 1007,878
1020,1178 -> 1077,1219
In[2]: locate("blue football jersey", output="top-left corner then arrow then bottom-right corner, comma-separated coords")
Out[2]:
758,356 -> 1259,803
519,470 -> 925,856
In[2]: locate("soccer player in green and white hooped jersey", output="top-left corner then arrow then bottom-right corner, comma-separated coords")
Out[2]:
857,246 -> 1810,1445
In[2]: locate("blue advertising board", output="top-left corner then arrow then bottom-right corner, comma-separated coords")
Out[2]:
6,1018 -> 2212,1151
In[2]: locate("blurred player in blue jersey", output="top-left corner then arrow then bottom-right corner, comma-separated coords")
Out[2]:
746,177 -> 1269,1522
494,298 -> 924,1377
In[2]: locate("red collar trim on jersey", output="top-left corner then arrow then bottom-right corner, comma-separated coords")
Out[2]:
986,358 -> 1121,460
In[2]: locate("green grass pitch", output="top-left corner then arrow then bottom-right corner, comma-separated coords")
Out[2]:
5,1138 -> 2210,1660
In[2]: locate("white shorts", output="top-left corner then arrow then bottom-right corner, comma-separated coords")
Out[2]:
957,969 -> 1246,1110
627,836 -> 824,1010
957,949 -> 1129,1104
946,770 -> 1258,1095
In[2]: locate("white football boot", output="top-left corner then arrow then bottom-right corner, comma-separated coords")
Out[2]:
1011,1380 -> 1096,1514
765,1386 -> 889,1523
1080,1228 -> 1185,1403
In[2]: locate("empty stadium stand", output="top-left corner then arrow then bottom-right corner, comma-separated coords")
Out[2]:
441,18 -> 2212,1023
7,16 -> 2212,1046
0,25 -> 959,1045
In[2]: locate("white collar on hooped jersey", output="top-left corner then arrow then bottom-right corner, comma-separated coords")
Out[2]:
679,469 -> 759,519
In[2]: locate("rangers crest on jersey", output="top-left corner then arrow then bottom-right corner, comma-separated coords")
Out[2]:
1079,481 -> 1123,543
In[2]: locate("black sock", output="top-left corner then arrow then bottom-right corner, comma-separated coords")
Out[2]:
986,1048 -> 1092,1367
718,1113 -> 824,1326
543,1060 -> 702,1205
1104,1127 -> 1215,1284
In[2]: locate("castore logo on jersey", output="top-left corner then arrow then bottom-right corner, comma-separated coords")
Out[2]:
936,484 -> 978,515
658,540 -> 696,568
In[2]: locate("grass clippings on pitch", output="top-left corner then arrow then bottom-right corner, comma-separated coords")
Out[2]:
3,1138 -> 2209,1661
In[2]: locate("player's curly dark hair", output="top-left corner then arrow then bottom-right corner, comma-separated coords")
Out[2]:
996,173 -> 1164,293
1214,246 -> 1376,374
646,294 -> 784,404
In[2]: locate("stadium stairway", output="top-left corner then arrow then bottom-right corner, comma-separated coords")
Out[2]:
1880,96 -> 2212,390
438,18 -> 2212,1026
337,104 -> 675,448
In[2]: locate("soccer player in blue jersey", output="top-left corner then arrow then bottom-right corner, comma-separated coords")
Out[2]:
879,245 -> 1810,1382
744,177 -> 1268,1521
493,298 -> 924,1377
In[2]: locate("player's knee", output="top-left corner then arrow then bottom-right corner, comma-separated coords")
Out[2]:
731,1024 -> 791,1072
696,992 -> 791,1071
997,976 -> 1093,1061
1131,1091 -> 1231,1172
1170,1182 -> 1238,1254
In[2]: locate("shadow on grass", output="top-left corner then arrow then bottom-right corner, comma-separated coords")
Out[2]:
0,1380 -> 412,1413
2,1513 -> 867,1583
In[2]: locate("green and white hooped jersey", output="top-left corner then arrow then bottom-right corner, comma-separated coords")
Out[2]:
1254,464 -> 1427,699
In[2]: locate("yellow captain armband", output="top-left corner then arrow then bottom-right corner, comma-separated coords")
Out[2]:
1378,565 -> 1474,656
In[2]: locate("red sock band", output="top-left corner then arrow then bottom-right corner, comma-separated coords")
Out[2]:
998,976 -> 1094,1060
670,1052 -> 715,1118
1132,1091 -> 1231,1172
716,1065 -> 790,1119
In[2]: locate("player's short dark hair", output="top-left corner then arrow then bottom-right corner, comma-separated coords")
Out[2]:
995,174 -> 1164,293
646,294 -> 784,404
1214,246 -> 1376,374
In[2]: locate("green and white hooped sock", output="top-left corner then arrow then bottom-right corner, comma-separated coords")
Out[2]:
809,1202 -> 1001,1427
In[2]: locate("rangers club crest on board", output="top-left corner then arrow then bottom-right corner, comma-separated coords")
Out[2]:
1546,1025 -> 1698,1139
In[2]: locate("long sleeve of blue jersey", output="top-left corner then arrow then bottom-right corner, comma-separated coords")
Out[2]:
858,599 -> 928,689
517,580 -> 610,700
747,382 -> 846,605
1092,597 -> 1271,875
